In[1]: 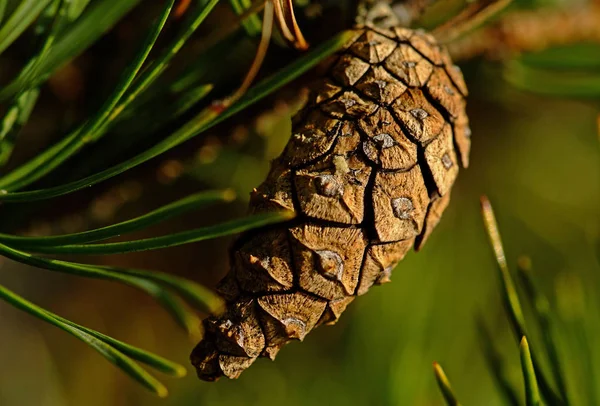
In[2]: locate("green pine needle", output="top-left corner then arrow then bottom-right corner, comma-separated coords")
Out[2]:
162,83 -> 216,124
121,82 -> 215,130
50,312 -> 187,377
480,196 -> 565,406
521,337 -> 542,406
517,257 -> 569,403
0,284 -> 183,397
0,0 -> 7,25
433,362 -> 462,406
147,288 -> 203,339
96,264 -> 226,315
476,316 -> 521,406
0,189 -> 234,247
0,89 -> 40,165
67,83 -> 214,179
67,0 -> 93,20
0,128 -> 72,189
18,0 -> 73,93
23,210 -> 294,255
480,196 -> 528,340
168,33 -> 243,95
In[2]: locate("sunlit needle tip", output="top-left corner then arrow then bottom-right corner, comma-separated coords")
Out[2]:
156,385 -> 169,398
222,188 -> 237,202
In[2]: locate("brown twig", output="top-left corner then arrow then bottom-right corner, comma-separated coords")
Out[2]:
433,0 -> 513,43
448,4 -> 600,61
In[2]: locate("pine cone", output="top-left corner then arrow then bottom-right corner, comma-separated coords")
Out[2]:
191,24 -> 470,381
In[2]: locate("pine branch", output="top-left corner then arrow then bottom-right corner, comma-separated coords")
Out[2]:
448,4 -> 600,62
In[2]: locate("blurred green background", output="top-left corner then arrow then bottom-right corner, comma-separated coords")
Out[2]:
0,1 -> 599,405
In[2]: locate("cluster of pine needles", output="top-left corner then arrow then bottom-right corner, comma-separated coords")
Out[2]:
434,197 -> 596,406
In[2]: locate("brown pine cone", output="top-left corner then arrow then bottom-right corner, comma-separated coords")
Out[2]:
191,24 -> 470,381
